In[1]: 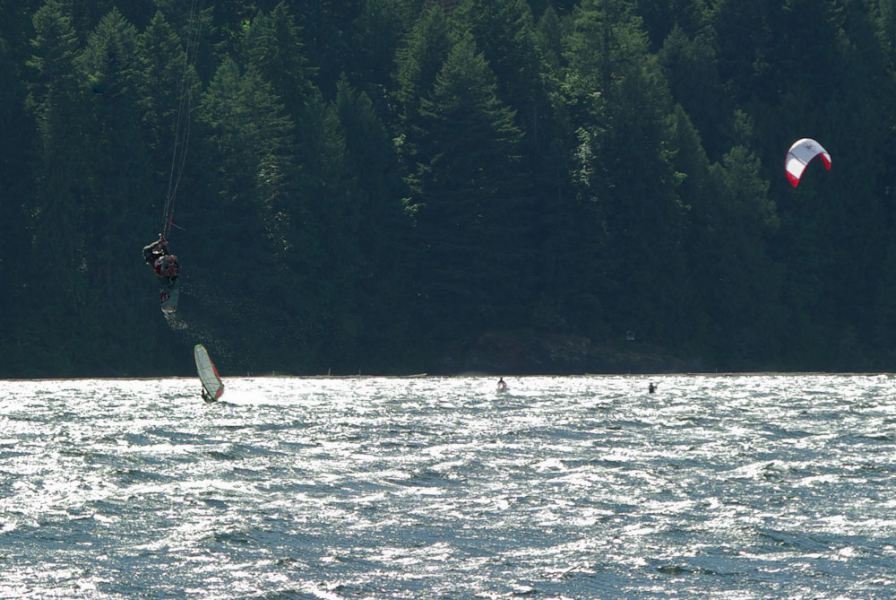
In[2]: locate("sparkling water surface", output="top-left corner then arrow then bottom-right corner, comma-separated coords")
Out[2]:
1,375 -> 896,598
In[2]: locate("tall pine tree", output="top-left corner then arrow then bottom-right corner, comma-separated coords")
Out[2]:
22,0 -> 92,373
411,33 -> 529,350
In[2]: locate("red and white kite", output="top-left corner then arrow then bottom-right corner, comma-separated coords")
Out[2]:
785,138 -> 831,188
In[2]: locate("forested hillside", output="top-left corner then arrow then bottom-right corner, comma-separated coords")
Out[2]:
2,0 -> 895,376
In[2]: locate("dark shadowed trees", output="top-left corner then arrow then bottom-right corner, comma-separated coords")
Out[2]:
4,0 -> 896,375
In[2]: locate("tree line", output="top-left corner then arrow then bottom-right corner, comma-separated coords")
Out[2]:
2,0 -> 895,377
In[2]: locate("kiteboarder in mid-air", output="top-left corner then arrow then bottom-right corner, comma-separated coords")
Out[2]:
143,234 -> 179,283
143,234 -> 181,312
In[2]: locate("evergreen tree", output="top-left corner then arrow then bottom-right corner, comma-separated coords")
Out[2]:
0,33 -> 36,375
667,104 -> 713,350
872,240 -> 896,366
335,77 -> 414,368
411,33 -> 530,349
455,0 -> 547,144
683,131 -> 782,367
636,0 -> 711,51
1,0 -> 41,65
22,0 -> 92,374
239,1 -> 329,251
455,0 -> 563,254
394,4 -> 453,186
294,91 -> 368,369
152,0 -> 214,81
4,0 -> 896,375
711,0 -> 779,109
292,0 -> 365,95
564,0 -> 689,345
875,0 -> 896,67
58,0 -> 116,39
710,146 -> 782,365
137,10 -> 199,186
240,1 -> 316,122
348,0 -> 407,95
535,5 -> 566,75
196,56 -> 322,370
872,1 -> 896,358
79,8 -> 165,371
658,25 -> 728,159
819,2 -> 892,368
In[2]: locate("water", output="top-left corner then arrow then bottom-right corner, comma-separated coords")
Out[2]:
1,375 -> 896,598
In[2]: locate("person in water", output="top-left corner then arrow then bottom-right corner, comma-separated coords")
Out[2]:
201,387 -> 215,403
648,382 -> 657,394
498,377 -> 508,391
143,234 -> 179,284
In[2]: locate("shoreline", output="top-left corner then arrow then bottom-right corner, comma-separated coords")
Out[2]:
3,371 -> 894,382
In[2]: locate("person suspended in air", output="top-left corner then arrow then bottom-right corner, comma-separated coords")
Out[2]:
143,234 -> 179,285
143,233 -> 181,313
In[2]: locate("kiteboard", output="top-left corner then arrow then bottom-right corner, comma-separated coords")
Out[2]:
194,344 -> 224,402
160,279 -> 180,314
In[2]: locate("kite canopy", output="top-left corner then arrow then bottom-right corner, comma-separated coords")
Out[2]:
785,138 -> 831,188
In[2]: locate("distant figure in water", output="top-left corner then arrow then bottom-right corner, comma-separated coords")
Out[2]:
498,377 -> 508,392
648,382 -> 657,394
201,388 -> 215,403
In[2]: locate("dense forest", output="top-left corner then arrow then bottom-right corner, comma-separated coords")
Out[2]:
2,0 -> 895,377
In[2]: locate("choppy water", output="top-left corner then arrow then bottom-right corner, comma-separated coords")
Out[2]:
1,375 -> 896,598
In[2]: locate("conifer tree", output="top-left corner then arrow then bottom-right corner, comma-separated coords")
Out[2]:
241,1 -> 316,122
412,33 -> 530,341
80,8 -> 164,370
335,77 -> 413,366
710,145 -> 781,364
876,0 -> 896,67
0,0 -> 40,64
455,0 -> 546,142
292,0 -> 364,95
196,56 -> 327,369
6,0 -> 896,374
394,2 -> 452,177
0,33 -> 36,375
137,10 -> 199,185
636,0 -> 711,51
455,0 -> 561,249
22,0 -> 92,373
565,0 -> 689,344
347,0 -> 407,94
658,25 -> 727,158
535,5 -> 566,74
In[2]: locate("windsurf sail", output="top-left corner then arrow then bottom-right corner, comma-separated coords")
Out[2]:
193,344 -> 224,400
